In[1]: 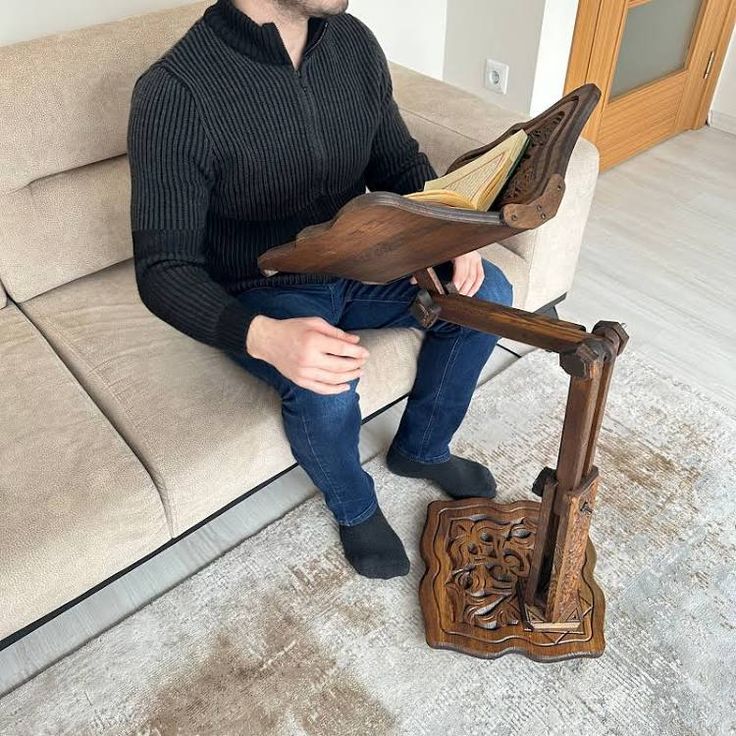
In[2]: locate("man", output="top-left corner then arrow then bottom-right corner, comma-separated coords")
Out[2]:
128,0 -> 513,580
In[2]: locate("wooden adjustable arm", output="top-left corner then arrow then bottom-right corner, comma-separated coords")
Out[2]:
410,270 -> 593,354
432,293 -> 591,353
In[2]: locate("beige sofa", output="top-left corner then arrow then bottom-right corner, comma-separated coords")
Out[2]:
0,2 -> 599,645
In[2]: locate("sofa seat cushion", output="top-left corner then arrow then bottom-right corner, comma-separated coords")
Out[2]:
0,303 -> 169,641
21,261 -> 432,536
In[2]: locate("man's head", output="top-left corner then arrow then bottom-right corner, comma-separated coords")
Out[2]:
271,0 -> 348,19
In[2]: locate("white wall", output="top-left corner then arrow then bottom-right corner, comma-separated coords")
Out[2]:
443,0 -> 577,116
710,28 -> 736,135
349,0 -> 448,80
443,0 -> 546,114
0,0 -> 574,116
0,0 -> 450,81
530,0 -> 579,115
0,0 -> 198,45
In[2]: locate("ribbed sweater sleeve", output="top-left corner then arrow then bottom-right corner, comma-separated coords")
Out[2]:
362,26 -> 437,195
128,65 -> 258,355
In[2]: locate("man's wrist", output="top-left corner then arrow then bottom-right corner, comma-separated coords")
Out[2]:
245,314 -> 273,360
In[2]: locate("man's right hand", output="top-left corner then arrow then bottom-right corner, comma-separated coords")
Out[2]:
245,315 -> 369,395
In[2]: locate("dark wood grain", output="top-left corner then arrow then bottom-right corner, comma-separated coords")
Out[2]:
583,321 -> 630,474
259,193 -> 519,284
525,470 -> 558,609
419,498 -> 606,662
258,84 -> 602,284
446,84 -> 602,207
432,293 -> 590,353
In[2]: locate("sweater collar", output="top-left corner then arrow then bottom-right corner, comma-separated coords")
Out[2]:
204,0 -> 330,66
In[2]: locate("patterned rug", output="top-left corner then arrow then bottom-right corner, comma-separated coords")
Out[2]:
1,347 -> 734,736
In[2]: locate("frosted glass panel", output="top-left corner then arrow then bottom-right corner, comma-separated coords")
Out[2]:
611,0 -> 703,98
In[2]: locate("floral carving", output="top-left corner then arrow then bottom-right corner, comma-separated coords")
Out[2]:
444,514 -> 537,630
497,107 -> 569,207
420,499 -> 606,661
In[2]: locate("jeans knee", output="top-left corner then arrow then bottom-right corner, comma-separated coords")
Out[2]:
476,259 -> 513,308
283,378 -> 360,422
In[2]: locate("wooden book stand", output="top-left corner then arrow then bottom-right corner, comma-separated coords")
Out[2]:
259,84 -> 629,662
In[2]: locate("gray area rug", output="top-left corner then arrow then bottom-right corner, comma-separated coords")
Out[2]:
1,347 -> 734,736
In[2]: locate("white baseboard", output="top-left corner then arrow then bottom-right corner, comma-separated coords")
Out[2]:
708,110 -> 736,136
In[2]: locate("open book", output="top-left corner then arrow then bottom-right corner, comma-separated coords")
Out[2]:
404,129 -> 529,211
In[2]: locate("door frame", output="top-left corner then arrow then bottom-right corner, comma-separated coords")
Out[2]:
565,0 -> 736,161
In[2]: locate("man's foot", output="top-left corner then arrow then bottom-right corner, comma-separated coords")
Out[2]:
386,444 -> 497,499
339,505 -> 410,579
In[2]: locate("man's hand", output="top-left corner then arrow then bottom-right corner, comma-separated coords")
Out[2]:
451,251 -> 485,296
246,315 -> 369,395
409,251 -> 485,296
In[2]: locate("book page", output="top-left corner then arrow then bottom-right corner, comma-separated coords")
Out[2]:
423,149 -> 505,196
404,189 -> 475,209
421,129 -> 528,207
437,152 -> 505,203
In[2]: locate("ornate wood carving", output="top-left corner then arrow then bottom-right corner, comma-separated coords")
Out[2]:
547,469 -> 600,621
445,84 -> 601,208
445,506 -> 537,631
420,498 -> 606,662
416,318 -> 625,662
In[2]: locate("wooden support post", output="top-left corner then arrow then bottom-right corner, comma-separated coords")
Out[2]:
524,339 -> 606,618
583,321 -> 630,474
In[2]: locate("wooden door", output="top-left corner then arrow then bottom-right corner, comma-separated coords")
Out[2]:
566,0 -> 736,169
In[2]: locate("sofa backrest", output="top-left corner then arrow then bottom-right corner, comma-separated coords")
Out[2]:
0,2 -> 209,303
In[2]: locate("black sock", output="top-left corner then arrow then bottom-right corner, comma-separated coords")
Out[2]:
386,444 -> 497,499
338,505 -> 410,579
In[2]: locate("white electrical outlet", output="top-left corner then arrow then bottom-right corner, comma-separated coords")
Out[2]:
485,59 -> 509,95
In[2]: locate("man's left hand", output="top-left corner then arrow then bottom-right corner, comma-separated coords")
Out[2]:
409,250 -> 485,296
451,251 -> 485,296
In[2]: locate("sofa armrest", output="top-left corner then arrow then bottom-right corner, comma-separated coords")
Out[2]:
392,63 -> 600,312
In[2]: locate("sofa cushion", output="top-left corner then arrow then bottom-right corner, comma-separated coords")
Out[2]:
0,303 -> 169,641
0,3 -> 208,192
0,2 -> 208,303
0,0 -> 441,306
21,261 -> 430,536
21,247 -> 528,537
0,157 -> 133,303
401,109 -> 485,179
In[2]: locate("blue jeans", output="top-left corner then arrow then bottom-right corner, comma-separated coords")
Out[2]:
227,258 -> 513,526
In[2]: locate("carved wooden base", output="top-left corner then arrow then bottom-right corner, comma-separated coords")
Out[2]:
419,498 -> 605,662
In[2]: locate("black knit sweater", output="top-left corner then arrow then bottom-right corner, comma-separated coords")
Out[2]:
127,0 -> 436,355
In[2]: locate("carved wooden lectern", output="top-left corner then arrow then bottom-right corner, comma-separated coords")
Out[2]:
259,84 -> 629,662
